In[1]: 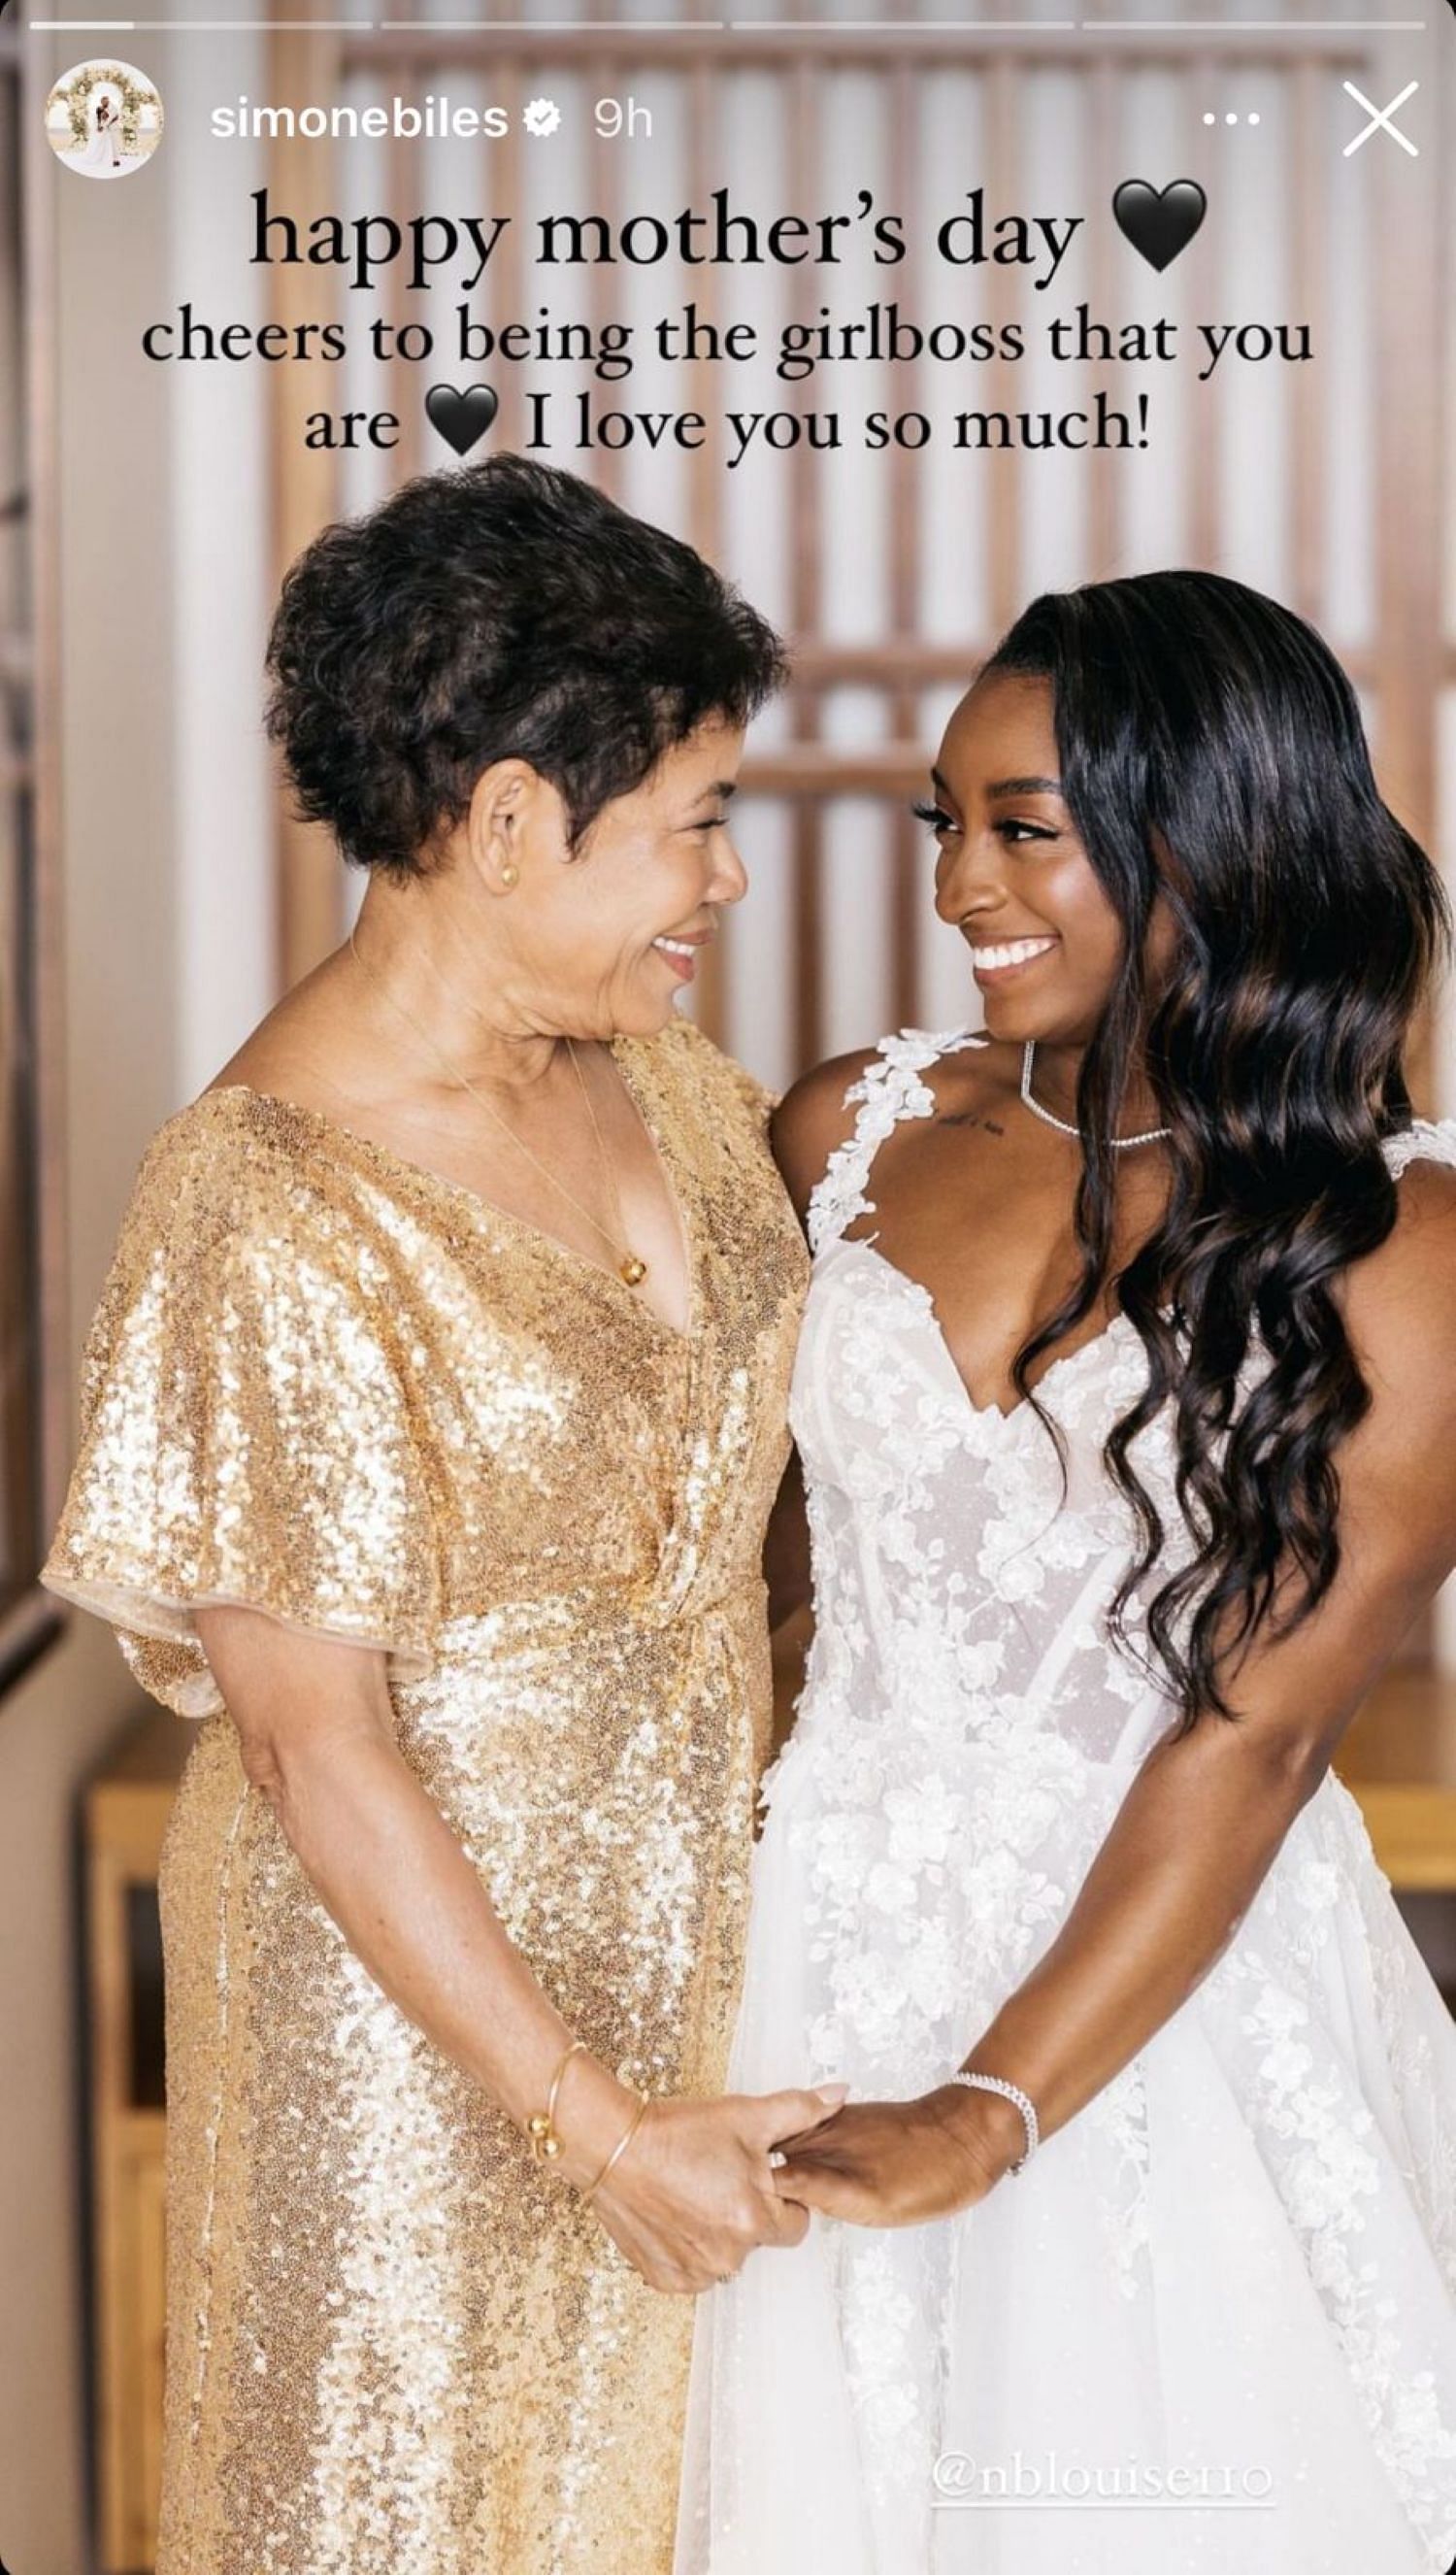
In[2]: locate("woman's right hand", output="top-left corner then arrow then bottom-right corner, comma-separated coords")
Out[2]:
558,2074 -> 851,2293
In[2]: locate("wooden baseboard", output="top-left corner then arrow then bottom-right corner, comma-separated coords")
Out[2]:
1339,1662 -> 1456,1790
1337,1663 -> 1456,1891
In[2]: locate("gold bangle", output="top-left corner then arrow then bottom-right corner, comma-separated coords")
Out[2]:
581,2089 -> 651,2204
525,2037 -> 588,2165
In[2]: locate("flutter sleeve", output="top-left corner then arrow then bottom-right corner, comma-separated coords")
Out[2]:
40,1113 -> 442,1719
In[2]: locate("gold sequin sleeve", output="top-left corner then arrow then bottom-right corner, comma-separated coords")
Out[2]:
40,1118 -> 442,1719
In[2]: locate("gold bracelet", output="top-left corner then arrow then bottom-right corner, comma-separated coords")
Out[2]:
525,2037 -> 588,2165
581,2089 -> 652,2204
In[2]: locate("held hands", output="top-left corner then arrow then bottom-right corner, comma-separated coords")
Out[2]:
765,2082 -> 1026,2228
549,2057 -> 851,2294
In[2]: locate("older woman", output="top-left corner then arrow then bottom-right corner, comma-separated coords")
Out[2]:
41,455 -> 845,2573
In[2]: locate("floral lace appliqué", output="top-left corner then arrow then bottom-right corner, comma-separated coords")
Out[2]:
764,1035 -> 1456,2561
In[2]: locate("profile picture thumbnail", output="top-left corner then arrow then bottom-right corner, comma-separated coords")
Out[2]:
45,58 -> 163,181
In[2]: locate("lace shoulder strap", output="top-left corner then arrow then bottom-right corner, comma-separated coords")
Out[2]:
1381,1116 -> 1456,1182
805,1086 -> 1452,1257
805,1026 -> 989,1256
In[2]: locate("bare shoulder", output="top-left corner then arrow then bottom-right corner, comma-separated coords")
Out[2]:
202,955 -> 357,1111
202,1025 -> 336,1116
768,1045 -> 885,1224
769,1029 -> 1003,1223
1340,1147 -> 1456,1412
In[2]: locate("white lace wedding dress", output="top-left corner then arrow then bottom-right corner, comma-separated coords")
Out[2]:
674,1025 -> 1456,2575
65,103 -> 124,173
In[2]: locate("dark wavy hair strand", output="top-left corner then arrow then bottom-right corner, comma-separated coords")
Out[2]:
980,571 -> 1451,1734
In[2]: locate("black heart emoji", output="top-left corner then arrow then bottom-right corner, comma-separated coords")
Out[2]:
1111,180 -> 1207,273
424,384 -> 500,458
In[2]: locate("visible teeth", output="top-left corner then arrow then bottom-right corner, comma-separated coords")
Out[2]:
971,937 -> 1056,970
653,938 -> 695,957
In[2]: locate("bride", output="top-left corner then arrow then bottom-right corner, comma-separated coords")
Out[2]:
674,569 -> 1456,2572
67,89 -> 124,173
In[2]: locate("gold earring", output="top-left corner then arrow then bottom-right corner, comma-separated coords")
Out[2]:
499,864 -> 519,887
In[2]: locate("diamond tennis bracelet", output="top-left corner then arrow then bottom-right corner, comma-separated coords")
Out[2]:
948,2071 -> 1040,2175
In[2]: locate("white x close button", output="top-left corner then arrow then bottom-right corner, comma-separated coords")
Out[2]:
1342,79 -> 1420,156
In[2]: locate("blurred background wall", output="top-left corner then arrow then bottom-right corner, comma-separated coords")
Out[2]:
0,30 -> 272,2565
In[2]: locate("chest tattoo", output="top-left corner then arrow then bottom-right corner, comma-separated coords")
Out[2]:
937,1111 -> 1006,1135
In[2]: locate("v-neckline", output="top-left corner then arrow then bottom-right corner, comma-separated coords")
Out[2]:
846,1120 -> 1456,1426
819,1022 -> 1149,1425
838,1235 -> 1140,1427
194,1037 -> 700,1347
818,1034 -> 1456,1430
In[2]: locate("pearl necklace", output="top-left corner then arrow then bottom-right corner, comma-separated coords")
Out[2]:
1020,1041 -> 1171,1149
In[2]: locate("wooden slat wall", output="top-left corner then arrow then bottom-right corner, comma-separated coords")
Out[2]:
270,17 -> 351,987
685,41 -> 727,1040
268,3 -> 1448,1107
788,50 -> 822,1072
0,16 -> 69,1691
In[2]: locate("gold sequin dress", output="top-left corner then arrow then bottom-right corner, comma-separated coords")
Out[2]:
41,1012 -> 810,2575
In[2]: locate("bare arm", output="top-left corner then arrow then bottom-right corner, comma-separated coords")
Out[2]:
775,1159 -> 1456,2213
194,1605 -> 841,2286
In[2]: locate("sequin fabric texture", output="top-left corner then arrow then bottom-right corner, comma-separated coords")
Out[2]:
41,1012 -> 811,2575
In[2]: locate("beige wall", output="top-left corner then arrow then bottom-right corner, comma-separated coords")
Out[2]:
0,83 -> 176,2574
0,33 -> 270,2565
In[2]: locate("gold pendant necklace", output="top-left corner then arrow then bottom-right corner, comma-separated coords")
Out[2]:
347,925 -> 649,1288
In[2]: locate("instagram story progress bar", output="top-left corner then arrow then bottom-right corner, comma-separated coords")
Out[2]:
21,14 -> 1435,30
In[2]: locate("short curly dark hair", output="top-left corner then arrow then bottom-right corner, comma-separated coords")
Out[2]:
261,455 -> 789,881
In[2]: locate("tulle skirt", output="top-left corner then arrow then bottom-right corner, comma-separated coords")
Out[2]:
673,1738 -> 1456,2573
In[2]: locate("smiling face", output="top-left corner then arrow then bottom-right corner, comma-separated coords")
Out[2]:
921,669 -> 1175,1046
474,711 -> 749,1042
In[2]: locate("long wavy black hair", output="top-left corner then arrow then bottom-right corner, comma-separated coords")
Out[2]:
980,570 -> 1451,1735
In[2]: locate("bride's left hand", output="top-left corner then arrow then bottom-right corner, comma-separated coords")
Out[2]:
768,2086 -> 1022,2226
